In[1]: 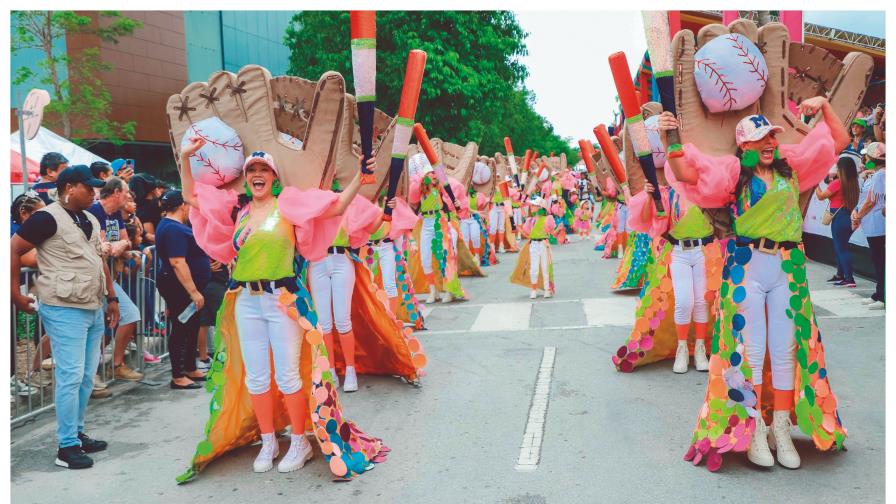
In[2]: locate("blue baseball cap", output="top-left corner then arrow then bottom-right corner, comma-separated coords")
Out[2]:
56,165 -> 106,189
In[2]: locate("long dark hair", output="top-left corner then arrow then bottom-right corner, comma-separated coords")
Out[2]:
836,156 -> 860,211
733,148 -> 793,201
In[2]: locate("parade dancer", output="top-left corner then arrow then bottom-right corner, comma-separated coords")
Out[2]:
660,97 -> 850,471
510,197 -> 556,299
511,186 -> 524,241
574,200 -> 593,239
489,185 -> 508,253
459,186 -> 487,264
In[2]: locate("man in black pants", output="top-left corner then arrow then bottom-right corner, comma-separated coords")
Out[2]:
154,191 -> 211,388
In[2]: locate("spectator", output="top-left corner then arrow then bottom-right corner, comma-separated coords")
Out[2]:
843,118 -> 868,156
853,142 -> 886,309
131,174 -> 162,244
196,260 -> 229,372
155,190 -> 211,389
110,159 -> 135,184
87,177 -> 145,383
11,165 -> 118,470
873,105 -> 886,143
90,162 -> 112,182
32,152 -> 69,205
816,155 -> 861,287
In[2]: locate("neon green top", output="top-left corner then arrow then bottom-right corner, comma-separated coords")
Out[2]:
733,172 -> 803,242
468,195 -> 478,211
512,201 -> 521,209
369,222 -> 388,242
530,215 -> 549,239
668,189 -> 713,240
232,205 -> 295,282
332,225 -> 350,247
492,191 -> 504,204
421,188 -> 441,213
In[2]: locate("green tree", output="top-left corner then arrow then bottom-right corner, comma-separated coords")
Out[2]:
12,11 -> 141,146
285,11 -> 574,159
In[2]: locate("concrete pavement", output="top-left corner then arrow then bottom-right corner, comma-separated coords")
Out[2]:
11,237 -> 885,503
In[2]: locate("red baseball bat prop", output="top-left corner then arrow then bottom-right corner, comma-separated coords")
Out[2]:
350,11 -> 377,185
593,124 -> 627,186
413,122 -> 459,211
503,137 -> 521,187
608,51 -> 665,215
578,139 -> 596,174
383,49 -> 426,218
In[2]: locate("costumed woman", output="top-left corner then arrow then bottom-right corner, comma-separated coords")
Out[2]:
659,97 -> 849,471
459,186 -> 487,264
574,199 -> 593,239
612,184 -> 652,291
177,138 -> 387,481
510,196 -> 556,299
488,182 -> 508,254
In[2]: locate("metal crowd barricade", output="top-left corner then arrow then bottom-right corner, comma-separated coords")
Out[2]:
11,247 -> 172,425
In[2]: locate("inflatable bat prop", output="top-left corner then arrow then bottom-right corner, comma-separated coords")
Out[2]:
413,123 -> 460,211
350,11 -> 378,184
504,137 -> 521,188
641,11 -> 683,157
384,49 -> 426,218
593,124 -> 628,189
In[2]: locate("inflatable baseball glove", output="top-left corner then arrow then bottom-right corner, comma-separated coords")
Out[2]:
332,95 -> 402,199
436,140 -> 479,188
494,152 -> 511,185
166,65 -> 347,191
673,19 -> 873,219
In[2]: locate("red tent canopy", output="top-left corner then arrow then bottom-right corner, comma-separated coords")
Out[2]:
10,149 -> 40,183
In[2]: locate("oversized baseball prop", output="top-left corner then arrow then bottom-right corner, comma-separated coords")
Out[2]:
641,10 -> 682,158
608,51 -> 664,215
350,11 -> 377,185
503,137 -> 521,188
520,148 -> 533,186
384,49 -> 426,218
181,117 -> 245,187
413,122 -> 460,211
693,33 -> 768,113
593,124 -> 627,187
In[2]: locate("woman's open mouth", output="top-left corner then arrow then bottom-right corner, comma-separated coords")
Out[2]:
251,179 -> 266,190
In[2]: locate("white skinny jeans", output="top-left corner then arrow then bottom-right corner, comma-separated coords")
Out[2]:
377,241 -> 398,297
669,245 -> 709,325
460,217 -> 481,249
488,206 -> 505,234
529,240 -> 550,290
308,253 -> 355,334
235,289 -> 302,395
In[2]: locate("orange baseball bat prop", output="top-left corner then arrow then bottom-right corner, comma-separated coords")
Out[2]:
578,139 -> 596,174
413,122 -> 459,211
384,49 -> 426,217
593,124 -> 627,186
503,137 -> 521,187
350,11 -> 377,185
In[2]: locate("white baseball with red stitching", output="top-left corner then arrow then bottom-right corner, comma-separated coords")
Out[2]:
181,117 -> 245,187
694,33 -> 768,113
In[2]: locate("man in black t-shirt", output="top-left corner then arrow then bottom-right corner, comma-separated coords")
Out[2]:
32,152 -> 69,205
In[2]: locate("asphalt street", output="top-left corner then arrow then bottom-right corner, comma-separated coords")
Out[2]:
10,237 -> 885,503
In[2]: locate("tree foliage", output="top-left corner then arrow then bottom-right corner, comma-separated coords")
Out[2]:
285,11 -> 574,158
12,11 -> 141,146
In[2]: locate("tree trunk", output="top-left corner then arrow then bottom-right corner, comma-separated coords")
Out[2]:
42,11 -> 71,138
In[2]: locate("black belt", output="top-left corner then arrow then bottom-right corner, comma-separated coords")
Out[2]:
328,246 -> 360,255
735,236 -> 800,254
421,210 -> 438,217
668,235 -> 714,250
230,277 -> 298,294
369,238 -> 393,246
531,237 -> 547,242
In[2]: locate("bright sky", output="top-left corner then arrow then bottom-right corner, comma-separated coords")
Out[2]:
515,10 -> 885,148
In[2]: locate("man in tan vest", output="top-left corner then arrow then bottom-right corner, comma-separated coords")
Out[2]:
11,165 -> 120,470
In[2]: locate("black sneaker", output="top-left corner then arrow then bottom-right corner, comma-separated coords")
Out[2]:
835,279 -> 857,288
55,446 -> 93,469
826,275 -> 844,283
78,432 -> 107,453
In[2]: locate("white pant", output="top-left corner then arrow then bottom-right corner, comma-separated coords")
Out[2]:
529,240 -> 550,290
488,206 -> 505,234
460,217 -> 481,249
512,207 -> 522,228
377,241 -> 398,297
615,204 -> 629,233
421,217 -> 436,274
739,250 -> 796,390
235,289 -> 302,395
669,246 -> 709,324
308,253 -> 355,334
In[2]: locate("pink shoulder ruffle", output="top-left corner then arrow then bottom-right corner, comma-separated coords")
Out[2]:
544,215 -> 556,234
388,197 -> 419,240
627,187 -> 671,238
279,186 -> 341,262
408,173 -> 425,204
344,196 -> 383,248
664,146 -> 739,208
778,122 -> 836,192
443,178 -> 465,211
188,182 -> 238,264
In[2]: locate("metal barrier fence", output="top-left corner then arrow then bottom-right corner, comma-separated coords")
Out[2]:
11,246 -> 172,425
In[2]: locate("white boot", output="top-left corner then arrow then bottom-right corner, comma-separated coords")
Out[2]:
529,289 -> 538,299
672,341 -> 689,374
543,288 -> 552,298
253,433 -> 279,473
278,434 -> 313,473
693,340 -> 709,372
441,290 -> 453,303
426,285 -> 437,304
342,366 -> 358,393
769,410 -> 801,469
747,417 -> 774,467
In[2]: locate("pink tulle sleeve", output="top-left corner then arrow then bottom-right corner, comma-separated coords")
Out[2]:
561,172 -> 576,191
626,187 -> 671,238
778,122 -> 837,192
388,197 -> 419,240
278,187 -> 341,262
188,182 -> 238,264
664,146 -> 739,208
522,217 -> 535,236
477,193 -> 488,210
344,196 -> 383,248
443,178 -> 464,210
408,174 -> 424,205
605,178 -> 618,199
545,215 -> 556,234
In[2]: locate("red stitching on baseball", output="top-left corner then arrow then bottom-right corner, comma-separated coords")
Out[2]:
726,34 -> 768,85
190,151 -> 227,184
190,125 -> 243,152
695,57 -> 739,111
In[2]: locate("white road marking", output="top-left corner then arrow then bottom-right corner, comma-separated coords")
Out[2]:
468,302 -> 532,332
516,346 -> 556,472
581,297 -> 637,327
811,289 -> 885,318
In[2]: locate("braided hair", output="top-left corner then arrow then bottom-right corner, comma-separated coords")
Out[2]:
12,192 -> 44,225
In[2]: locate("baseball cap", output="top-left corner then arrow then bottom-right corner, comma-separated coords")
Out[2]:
735,115 -> 785,146
111,158 -> 127,172
56,165 -> 106,190
242,151 -> 279,177
159,190 -> 185,211
861,142 -> 885,160
852,118 -> 868,128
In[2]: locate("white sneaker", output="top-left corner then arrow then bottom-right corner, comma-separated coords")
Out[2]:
426,285 -> 437,304
860,297 -> 877,305
253,433 -> 279,473
748,417 -> 775,467
441,291 -> 453,303
343,366 -> 358,393
868,301 -> 886,310
672,341 -> 689,374
529,290 -> 538,299
693,340 -> 709,372
196,358 -> 211,372
10,377 -> 38,397
543,289 -> 552,298
278,434 -> 313,473
331,371 -> 340,389
769,410 -> 801,469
